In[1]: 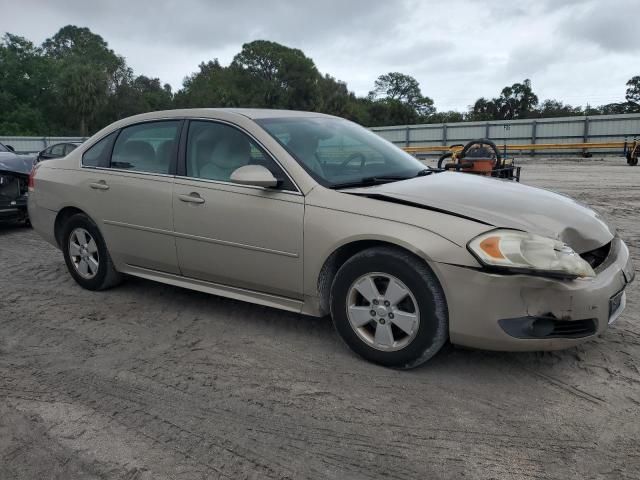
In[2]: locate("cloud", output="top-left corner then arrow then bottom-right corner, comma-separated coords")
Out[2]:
559,0 -> 640,52
1,0 -> 638,112
12,0 -> 405,50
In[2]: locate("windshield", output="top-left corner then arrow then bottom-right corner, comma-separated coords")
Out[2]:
0,143 -> 8,153
256,117 -> 427,188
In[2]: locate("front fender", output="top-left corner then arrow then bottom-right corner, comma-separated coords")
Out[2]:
303,203 -> 482,300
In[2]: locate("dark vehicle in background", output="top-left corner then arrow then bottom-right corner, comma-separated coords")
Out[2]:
0,142 -> 35,225
37,141 -> 82,163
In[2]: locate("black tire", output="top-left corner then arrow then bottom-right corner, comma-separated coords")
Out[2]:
330,247 -> 448,369
61,213 -> 123,291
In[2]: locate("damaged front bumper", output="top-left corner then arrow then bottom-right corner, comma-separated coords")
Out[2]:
0,171 -> 29,223
434,236 -> 635,351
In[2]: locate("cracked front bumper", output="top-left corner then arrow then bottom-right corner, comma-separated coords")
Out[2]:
434,237 -> 635,351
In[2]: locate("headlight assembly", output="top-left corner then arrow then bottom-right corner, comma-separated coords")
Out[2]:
468,229 -> 595,279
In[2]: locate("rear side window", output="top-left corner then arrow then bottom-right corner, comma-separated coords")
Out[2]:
111,121 -> 180,174
82,132 -> 118,167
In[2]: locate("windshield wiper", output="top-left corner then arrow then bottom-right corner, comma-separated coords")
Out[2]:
331,169 -> 434,189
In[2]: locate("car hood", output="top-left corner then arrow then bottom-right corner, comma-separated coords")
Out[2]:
0,152 -> 35,176
342,172 -> 614,253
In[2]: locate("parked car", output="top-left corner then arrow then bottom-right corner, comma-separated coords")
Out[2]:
28,109 -> 635,367
0,142 -> 34,225
37,141 -> 82,163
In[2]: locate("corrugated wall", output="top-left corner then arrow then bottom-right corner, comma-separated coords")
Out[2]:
372,113 -> 640,156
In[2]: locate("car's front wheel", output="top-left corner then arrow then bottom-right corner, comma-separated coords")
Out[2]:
61,213 -> 123,291
330,246 -> 448,368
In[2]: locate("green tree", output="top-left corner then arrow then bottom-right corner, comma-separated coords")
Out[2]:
230,40 -> 321,110
369,72 -> 435,117
363,98 -> 420,126
0,34 -> 53,134
496,79 -> 538,119
625,76 -> 640,111
426,111 -> 465,123
174,59 -> 240,108
316,75 -> 353,116
596,102 -> 636,115
535,99 -> 582,118
43,25 -> 129,135
468,97 -> 500,121
468,79 -> 539,121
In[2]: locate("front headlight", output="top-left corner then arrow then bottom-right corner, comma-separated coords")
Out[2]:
468,229 -> 595,279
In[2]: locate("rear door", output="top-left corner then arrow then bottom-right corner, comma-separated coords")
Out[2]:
79,120 -> 182,274
173,119 -> 304,299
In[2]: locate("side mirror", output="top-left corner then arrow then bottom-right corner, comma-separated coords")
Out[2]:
5,145 -> 15,152
230,165 -> 279,188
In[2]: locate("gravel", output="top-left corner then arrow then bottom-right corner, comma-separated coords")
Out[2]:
1,157 -> 638,479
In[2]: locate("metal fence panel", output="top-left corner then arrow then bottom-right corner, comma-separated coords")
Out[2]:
3,112 -> 640,156
589,116 -> 640,137
535,120 -> 584,139
371,113 -> 640,156
447,125 -> 486,141
488,123 -> 531,141
408,125 -> 442,143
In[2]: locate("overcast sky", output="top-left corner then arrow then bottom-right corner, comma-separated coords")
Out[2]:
2,0 -> 638,111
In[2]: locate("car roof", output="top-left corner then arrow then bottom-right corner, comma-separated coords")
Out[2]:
85,108 -> 342,145
215,108 -> 335,120
115,108 -> 337,123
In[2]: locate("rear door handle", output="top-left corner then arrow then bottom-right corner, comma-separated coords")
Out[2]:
89,181 -> 109,190
178,192 -> 205,204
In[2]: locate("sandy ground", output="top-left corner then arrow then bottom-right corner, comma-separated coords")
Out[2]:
0,157 -> 638,480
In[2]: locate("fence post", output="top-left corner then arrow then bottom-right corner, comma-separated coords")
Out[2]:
442,124 -> 448,145
42,136 -> 47,151
583,117 -> 590,157
531,120 -> 537,156
485,123 -> 490,139
583,117 -> 590,143
405,126 -> 410,148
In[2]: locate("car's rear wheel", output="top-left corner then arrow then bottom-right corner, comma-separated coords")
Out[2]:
62,213 -> 123,290
330,246 -> 448,368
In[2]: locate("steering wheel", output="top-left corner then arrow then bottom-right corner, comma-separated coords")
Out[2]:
339,152 -> 367,170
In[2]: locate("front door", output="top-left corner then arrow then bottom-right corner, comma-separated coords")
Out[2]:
173,120 -> 304,299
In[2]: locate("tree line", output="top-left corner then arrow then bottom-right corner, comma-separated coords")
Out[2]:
2,26 -> 639,136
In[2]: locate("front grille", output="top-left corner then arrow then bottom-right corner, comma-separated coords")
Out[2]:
580,241 -> 612,269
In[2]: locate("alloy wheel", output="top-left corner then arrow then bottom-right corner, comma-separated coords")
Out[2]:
68,227 -> 100,279
346,272 -> 420,351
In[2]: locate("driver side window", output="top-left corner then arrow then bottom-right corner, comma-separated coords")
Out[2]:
185,121 -> 295,190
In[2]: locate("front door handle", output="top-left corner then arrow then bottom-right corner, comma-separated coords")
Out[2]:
89,180 -> 109,190
178,192 -> 205,204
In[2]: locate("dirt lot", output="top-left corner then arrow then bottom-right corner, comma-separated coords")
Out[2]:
1,157 -> 638,480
